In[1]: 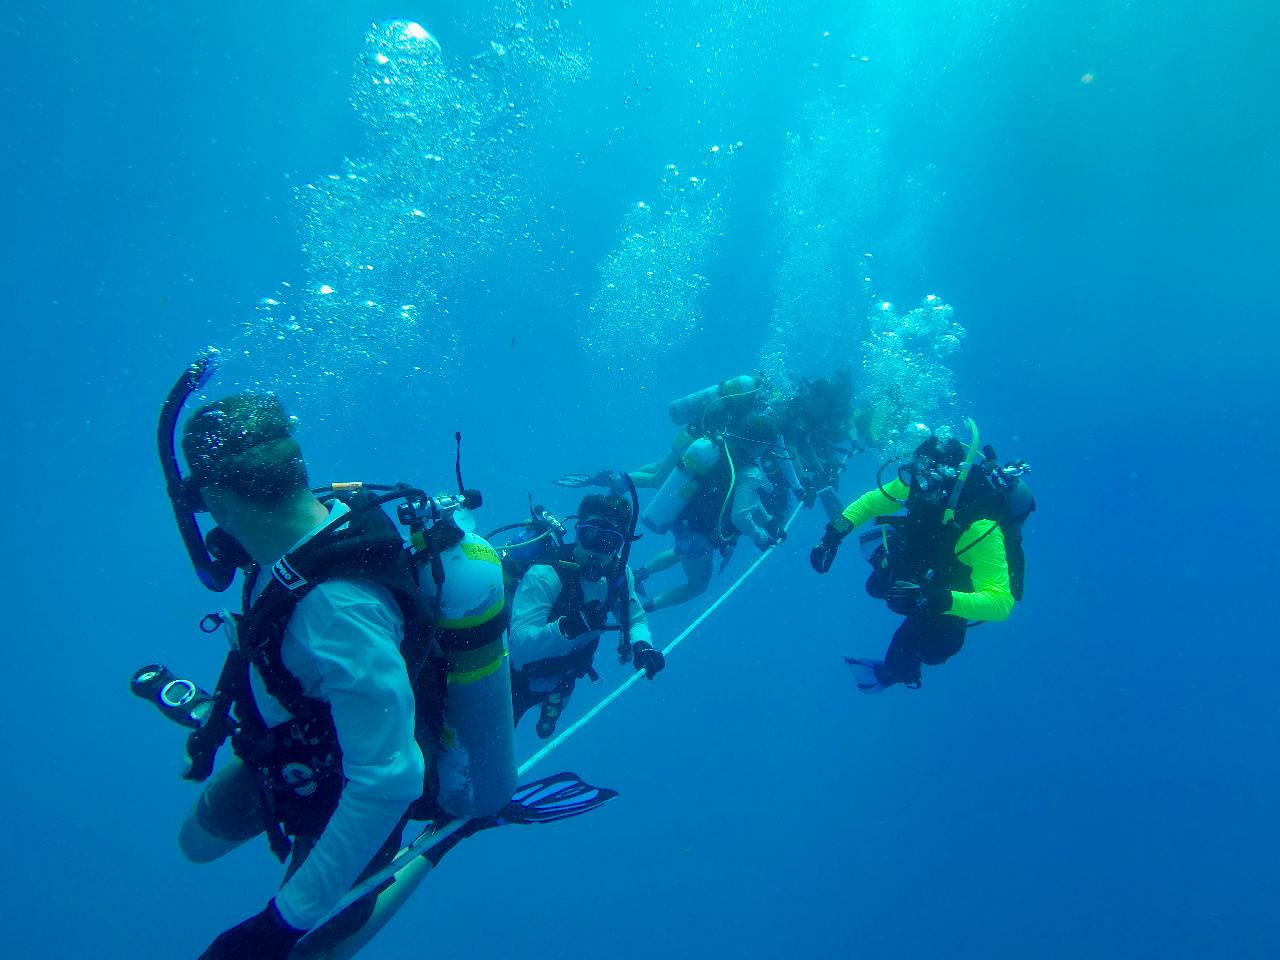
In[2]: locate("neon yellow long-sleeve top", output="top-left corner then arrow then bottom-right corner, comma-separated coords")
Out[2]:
838,478 -> 1014,622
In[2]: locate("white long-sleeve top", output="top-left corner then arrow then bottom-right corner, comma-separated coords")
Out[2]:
730,462 -> 777,549
508,564 -> 652,691
247,500 -> 425,931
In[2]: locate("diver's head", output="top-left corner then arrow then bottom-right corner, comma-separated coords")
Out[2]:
913,434 -> 965,469
802,372 -> 853,427
727,413 -> 778,459
181,392 -> 311,535
900,433 -> 966,506
572,493 -> 631,580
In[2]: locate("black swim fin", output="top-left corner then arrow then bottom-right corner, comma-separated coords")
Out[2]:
844,656 -> 891,694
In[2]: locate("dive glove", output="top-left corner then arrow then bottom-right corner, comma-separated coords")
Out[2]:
809,523 -> 847,574
198,900 -> 303,960
559,601 -> 604,640
631,640 -> 666,679
801,482 -> 819,509
885,582 -> 953,617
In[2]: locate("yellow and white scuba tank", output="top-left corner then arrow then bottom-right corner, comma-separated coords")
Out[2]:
415,511 -> 516,820
666,374 -> 763,427
641,436 -> 721,535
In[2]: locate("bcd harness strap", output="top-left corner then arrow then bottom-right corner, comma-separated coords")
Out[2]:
186,490 -> 434,861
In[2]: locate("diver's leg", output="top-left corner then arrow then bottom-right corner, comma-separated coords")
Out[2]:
638,548 -> 682,578
882,616 -> 929,687
299,826 -> 476,960
915,616 -> 967,666
647,552 -> 713,611
179,757 -> 269,862
289,824 -> 407,958
883,614 -> 965,685
509,671 -> 544,728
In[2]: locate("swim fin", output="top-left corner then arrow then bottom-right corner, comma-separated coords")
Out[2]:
844,657 -> 890,694
311,772 -> 619,930
499,771 -> 620,825
555,470 -> 621,489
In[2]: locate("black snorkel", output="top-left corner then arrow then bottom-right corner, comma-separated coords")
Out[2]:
158,352 -> 238,593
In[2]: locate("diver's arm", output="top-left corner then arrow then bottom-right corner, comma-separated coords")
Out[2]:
273,582 -> 425,932
508,566 -> 577,668
621,567 -> 653,648
626,450 -> 678,488
628,429 -> 695,488
949,521 -> 1015,622
837,477 -> 909,532
730,465 -> 775,549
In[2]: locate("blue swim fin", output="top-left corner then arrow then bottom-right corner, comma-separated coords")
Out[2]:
499,771 -> 619,825
309,772 -> 619,935
844,657 -> 890,694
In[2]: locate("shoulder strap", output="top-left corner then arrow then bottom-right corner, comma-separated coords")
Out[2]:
238,491 -> 422,718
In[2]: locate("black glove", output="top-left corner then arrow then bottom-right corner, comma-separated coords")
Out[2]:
885,582 -> 953,617
198,901 -> 303,960
559,601 -> 603,640
800,480 -> 819,509
809,524 -> 846,574
631,640 -> 666,679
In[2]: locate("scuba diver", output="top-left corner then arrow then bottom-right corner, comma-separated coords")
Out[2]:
506,491 -> 664,739
633,412 -> 786,613
137,355 -> 614,959
774,369 -> 877,521
553,374 -> 783,614
560,373 -> 771,495
808,420 -> 1034,692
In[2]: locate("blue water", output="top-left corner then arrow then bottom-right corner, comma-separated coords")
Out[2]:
3,1 -> 1277,957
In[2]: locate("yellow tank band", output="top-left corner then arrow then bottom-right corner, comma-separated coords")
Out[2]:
446,644 -> 508,685
330,481 -> 364,492
460,540 -> 501,565
437,597 -> 505,630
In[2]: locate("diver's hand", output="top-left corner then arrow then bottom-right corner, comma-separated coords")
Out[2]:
631,640 -> 666,679
809,524 -> 845,574
198,901 -> 303,960
800,480 -> 819,509
885,582 -> 952,616
559,601 -> 605,640
764,518 -> 787,548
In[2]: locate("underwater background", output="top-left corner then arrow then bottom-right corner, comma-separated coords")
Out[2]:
2,1 -> 1278,957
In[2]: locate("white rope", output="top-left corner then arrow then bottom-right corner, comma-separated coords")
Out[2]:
520,501 -> 802,774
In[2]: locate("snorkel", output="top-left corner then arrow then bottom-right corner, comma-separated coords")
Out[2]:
157,352 -> 238,592
942,417 -> 981,526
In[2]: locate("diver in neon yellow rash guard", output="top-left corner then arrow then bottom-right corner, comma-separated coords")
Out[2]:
809,425 -> 1034,692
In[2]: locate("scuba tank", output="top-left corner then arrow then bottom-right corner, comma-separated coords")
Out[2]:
642,436 -> 721,535
409,499 -> 516,820
667,374 -> 764,427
